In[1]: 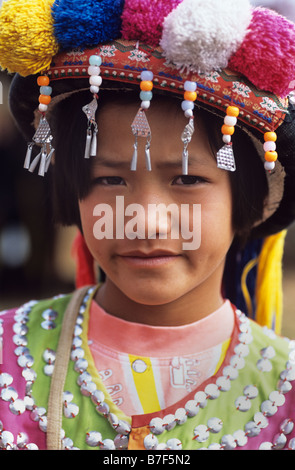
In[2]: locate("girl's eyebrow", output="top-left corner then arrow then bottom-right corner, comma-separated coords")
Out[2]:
156,156 -> 214,169
93,157 -> 131,169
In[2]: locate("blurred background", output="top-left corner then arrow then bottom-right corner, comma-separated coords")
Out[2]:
0,0 -> 294,337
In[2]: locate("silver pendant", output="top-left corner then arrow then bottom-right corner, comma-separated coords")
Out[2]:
216,144 -> 236,172
131,109 -> 152,171
83,98 -> 98,159
181,118 -> 194,175
82,98 -> 98,123
32,117 -> 53,144
131,109 -> 151,138
24,117 -> 55,176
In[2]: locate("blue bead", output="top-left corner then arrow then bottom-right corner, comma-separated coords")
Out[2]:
89,55 -> 102,66
40,86 -> 52,96
140,91 -> 153,101
141,70 -> 153,81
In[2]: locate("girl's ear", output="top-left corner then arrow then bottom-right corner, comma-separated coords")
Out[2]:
71,230 -> 96,288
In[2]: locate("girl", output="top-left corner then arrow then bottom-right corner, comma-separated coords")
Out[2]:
0,0 -> 295,451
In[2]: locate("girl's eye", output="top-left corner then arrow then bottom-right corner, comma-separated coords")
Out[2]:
172,175 -> 207,185
92,176 -> 125,186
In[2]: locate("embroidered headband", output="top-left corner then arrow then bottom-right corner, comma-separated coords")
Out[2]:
0,0 -> 295,177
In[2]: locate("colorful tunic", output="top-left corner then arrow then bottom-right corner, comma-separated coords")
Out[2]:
0,286 -> 295,450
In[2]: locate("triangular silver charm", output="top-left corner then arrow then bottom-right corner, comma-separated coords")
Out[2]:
33,117 -> 53,144
216,144 -> 236,172
82,97 -> 98,124
131,109 -> 151,138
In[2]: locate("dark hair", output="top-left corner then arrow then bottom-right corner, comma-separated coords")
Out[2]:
49,89 -> 268,243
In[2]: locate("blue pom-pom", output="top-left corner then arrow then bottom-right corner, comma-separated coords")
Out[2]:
52,0 -> 125,50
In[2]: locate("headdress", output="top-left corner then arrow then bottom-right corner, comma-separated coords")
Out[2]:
1,0 -> 295,331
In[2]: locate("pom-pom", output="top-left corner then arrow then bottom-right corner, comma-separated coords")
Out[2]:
52,0 -> 125,50
121,0 -> 182,47
0,0 -> 58,76
228,8 -> 295,97
160,0 -> 252,74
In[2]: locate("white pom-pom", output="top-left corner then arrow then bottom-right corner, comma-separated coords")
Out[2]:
160,0 -> 252,73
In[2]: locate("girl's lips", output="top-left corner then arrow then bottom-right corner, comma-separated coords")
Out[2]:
118,251 -> 181,267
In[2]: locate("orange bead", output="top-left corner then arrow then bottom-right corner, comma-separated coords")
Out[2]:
39,94 -> 52,105
221,124 -> 235,136
265,151 -> 278,162
37,76 -> 50,86
140,80 -> 153,91
184,91 -> 197,101
264,131 -> 277,142
226,106 -> 239,117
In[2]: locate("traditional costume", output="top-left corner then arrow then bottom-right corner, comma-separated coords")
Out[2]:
0,0 -> 295,450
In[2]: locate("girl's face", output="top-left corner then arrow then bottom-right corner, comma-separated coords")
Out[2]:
79,96 -> 234,325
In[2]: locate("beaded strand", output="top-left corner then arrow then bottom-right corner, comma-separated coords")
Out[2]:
82,54 -> 102,159
130,70 -> 154,171
264,131 -> 278,171
180,81 -> 197,175
23,74 -> 55,176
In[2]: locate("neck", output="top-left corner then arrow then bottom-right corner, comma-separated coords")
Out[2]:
95,267 -> 225,327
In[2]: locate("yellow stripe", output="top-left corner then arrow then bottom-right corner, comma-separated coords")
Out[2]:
213,339 -> 231,375
128,355 -> 161,414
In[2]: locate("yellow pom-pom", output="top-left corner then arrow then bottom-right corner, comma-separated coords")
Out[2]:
0,0 -> 59,76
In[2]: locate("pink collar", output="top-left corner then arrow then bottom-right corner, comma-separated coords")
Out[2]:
88,299 -> 234,357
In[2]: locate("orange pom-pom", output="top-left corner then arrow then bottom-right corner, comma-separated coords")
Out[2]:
265,151 -> 278,162
221,124 -> 235,136
226,106 -> 239,117
140,80 -> 153,91
184,91 -> 197,101
39,94 -> 52,105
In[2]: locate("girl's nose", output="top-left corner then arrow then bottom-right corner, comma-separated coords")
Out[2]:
124,192 -> 176,241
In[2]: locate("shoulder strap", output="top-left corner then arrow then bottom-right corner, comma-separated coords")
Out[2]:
46,286 -> 92,450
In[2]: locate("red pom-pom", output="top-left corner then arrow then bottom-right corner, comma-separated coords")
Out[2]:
228,8 -> 295,97
72,231 -> 96,288
121,0 -> 182,47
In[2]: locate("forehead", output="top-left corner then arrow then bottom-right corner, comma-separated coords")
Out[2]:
95,92 -> 217,166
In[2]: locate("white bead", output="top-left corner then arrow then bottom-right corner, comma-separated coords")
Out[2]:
184,80 -> 197,92
224,115 -> 237,126
89,75 -> 102,87
163,414 -> 176,431
264,161 -> 275,171
101,439 -> 115,450
222,134 -> 231,144
144,434 -> 158,450
185,400 -> 199,417
88,65 -> 101,76
149,417 -> 164,435
141,100 -> 151,109
166,438 -> 182,450
175,408 -> 187,425
184,109 -> 193,118
181,100 -> 194,111
90,85 -> 99,94
193,424 -> 209,443
263,141 -> 276,152
38,104 -> 48,113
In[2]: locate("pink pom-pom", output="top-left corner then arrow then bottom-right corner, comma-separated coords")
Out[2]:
229,7 -> 295,97
121,0 -> 182,47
